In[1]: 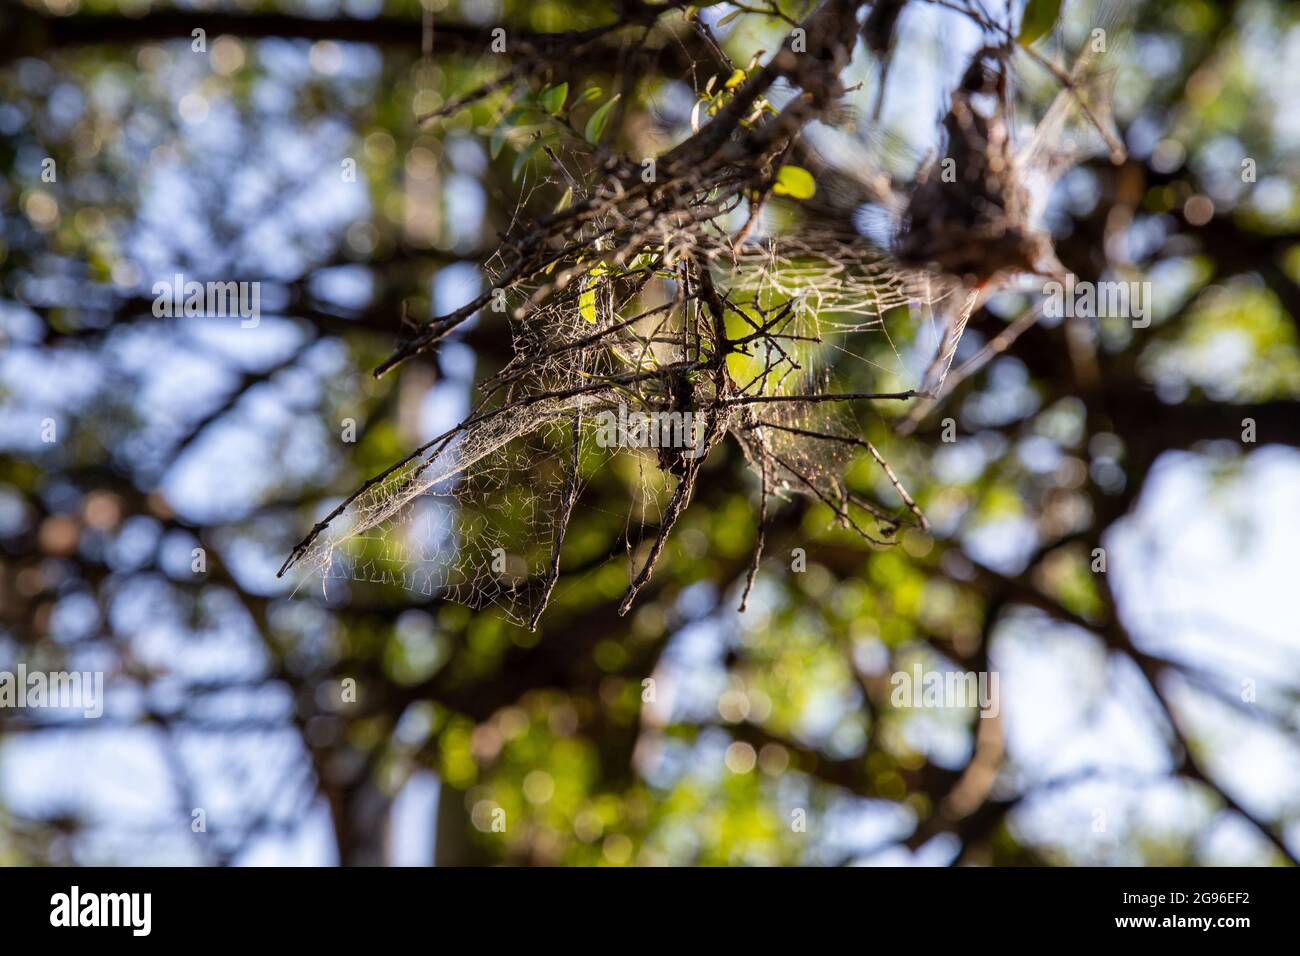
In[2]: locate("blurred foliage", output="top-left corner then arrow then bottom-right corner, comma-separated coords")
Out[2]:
0,0 -> 1298,866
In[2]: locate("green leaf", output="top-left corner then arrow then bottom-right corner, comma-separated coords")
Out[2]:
584,95 -> 621,145
554,186 -> 573,213
490,107 -> 527,160
716,9 -> 742,27
512,139 -> 545,182
725,68 -> 746,89
572,86 -> 603,108
490,125 -> 509,160
1017,0 -> 1061,46
579,287 -> 598,323
579,264 -> 608,323
772,165 -> 816,200
540,82 -> 568,115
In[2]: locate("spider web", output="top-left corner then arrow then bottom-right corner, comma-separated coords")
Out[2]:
279,1 -> 1131,623
289,225 -> 949,624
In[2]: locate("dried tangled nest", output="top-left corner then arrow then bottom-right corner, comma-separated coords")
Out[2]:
279,1 -> 1124,627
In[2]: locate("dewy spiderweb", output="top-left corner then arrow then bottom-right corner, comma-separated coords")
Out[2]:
278,0 -> 1124,627
283,226 -> 944,628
